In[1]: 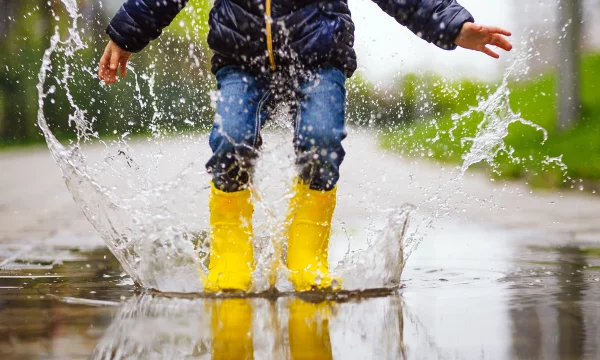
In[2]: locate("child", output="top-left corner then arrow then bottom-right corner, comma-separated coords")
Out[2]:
98,0 -> 512,292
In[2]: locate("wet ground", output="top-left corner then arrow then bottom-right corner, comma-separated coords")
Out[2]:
1,133 -> 600,359
1,229 -> 599,359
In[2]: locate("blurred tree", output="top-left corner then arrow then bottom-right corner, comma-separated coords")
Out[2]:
557,0 -> 582,131
0,0 -> 216,145
0,0 -> 53,142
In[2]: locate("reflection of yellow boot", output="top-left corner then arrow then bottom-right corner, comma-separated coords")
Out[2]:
211,299 -> 254,360
289,299 -> 333,360
286,180 -> 340,291
204,182 -> 254,292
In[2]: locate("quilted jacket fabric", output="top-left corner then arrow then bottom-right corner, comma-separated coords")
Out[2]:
106,0 -> 474,77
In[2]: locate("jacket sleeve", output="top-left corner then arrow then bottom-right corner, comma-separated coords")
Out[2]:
371,0 -> 474,50
106,0 -> 189,53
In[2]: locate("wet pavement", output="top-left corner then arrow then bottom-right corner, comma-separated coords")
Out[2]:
1,133 -> 600,359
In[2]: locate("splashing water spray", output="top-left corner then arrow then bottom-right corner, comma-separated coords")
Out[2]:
37,1 -> 565,294
399,39 -> 573,261
37,0 -> 204,292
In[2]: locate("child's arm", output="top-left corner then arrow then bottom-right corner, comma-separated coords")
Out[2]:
371,0 -> 511,57
98,0 -> 189,84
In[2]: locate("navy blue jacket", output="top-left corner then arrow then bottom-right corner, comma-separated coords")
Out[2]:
106,0 -> 474,77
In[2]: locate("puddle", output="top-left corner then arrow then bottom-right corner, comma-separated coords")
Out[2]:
0,246 -> 132,359
2,227 -> 599,359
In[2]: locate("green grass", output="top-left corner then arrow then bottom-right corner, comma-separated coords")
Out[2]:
381,53 -> 600,189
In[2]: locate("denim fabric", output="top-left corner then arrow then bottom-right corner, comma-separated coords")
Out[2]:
206,66 -> 347,192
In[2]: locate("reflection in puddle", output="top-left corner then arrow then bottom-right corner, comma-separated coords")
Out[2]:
506,246 -> 600,359
93,294 -> 405,360
0,246 -> 129,359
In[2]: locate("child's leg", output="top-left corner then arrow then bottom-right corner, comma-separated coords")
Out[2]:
293,68 -> 347,190
206,66 -> 270,192
285,67 -> 346,291
204,66 -> 269,292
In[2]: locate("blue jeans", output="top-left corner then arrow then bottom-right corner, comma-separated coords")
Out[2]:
206,66 -> 347,192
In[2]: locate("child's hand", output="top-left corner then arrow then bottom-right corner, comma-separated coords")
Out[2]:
455,23 -> 513,59
98,40 -> 132,85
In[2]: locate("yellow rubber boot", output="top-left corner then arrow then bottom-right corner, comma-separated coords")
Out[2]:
211,299 -> 254,359
204,183 -> 254,292
286,180 -> 340,291
288,299 -> 333,360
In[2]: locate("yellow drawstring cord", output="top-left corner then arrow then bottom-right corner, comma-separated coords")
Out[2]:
265,0 -> 276,71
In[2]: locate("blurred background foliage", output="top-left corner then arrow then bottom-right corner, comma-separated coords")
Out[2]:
380,54 -> 600,189
0,0 -> 599,189
0,0 -> 213,146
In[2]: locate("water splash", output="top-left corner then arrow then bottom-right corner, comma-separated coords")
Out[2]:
37,1 -> 567,294
37,1 -> 411,293
37,1 -> 204,292
452,54 -> 548,175
401,48 -> 568,261
337,204 -> 413,290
